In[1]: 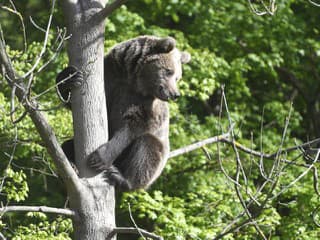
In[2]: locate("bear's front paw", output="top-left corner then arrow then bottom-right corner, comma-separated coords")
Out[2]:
56,66 -> 83,102
87,150 -> 106,172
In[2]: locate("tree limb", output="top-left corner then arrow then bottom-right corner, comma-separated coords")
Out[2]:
221,137 -> 320,160
109,227 -> 163,240
168,132 -> 231,159
0,232 -> 5,240
309,0 -> 320,7
95,0 -> 127,22
0,206 -> 75,217
0,32 -> 80,194
169,130 -> 320,165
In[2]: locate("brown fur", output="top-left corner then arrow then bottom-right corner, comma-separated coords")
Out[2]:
57,36 -> 190,191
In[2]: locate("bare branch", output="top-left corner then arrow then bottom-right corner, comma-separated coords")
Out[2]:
222,87 -> 266,240
222,137 -> 320,161
168,130 -> 320,168
248,0 -> 277,16
0,232 -> 5,240
272,149 -> 320,199
312,166 -> 320,196
21,0 -> 56,79
312,205 -> 320,227
36,27 -> 70,74
29,16 -> 46,33
107,203 -> 163,240
0,26 -> 80,193
0,205 -> 75,217
0,127 -> 18,192
309,0 -> 320,7
168,132 -> 231,159
128,203 -> 146,240
95,0 -> 127,22
0,2 -> 27,52
109,227 -> 163,240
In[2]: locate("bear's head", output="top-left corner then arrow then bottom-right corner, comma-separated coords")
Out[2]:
136,39 -> 191,101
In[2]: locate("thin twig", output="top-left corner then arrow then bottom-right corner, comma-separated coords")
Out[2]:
214,217 -> 252,240
222,88 -> 248,185
222,87 -> 267,240
110,227 -> 163,240
312,166 -> 320,196
312,205 -> 320,227
29,16 -> 46,33
36,27 -> 69,73
309,0 -> 320,7
272,149 -> 320,199
0,2 -> 27,52
0,232 -> 6,240
128,203 -> 146,240
0,15 -> 80,193
10,162 -> 58,178
247,0 -> 277,15
216,85 -> 239,188
0,127 -> 18,192
21,0 -> 56,79
220,138 -> 320,164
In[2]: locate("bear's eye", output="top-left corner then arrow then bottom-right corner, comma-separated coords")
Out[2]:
165,69 -> 174,76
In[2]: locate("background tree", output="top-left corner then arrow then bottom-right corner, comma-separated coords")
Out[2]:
0,0 -> 320,239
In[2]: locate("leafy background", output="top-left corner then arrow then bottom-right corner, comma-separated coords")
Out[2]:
0,0 -> 320,239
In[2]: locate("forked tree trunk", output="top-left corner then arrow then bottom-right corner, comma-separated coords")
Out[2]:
62,1 -> 115,239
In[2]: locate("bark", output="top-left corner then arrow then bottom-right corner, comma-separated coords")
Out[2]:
62,1 -> 115,239
1,1 -> 128,238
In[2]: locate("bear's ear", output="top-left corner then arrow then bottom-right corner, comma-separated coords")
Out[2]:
154,37 -> 176,53
181,51 -> 191,64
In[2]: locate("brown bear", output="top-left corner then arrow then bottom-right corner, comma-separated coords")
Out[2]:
56,36 -> 190,191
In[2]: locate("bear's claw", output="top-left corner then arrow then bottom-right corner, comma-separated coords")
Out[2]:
56,66 -> 83,103
87,150 -> 106,171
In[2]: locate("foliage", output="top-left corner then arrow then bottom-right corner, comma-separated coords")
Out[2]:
1,0 -> 320,239
10,214 -> 72,240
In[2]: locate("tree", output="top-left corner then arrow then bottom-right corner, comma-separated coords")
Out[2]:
0,0 -> 124,239
1,0 -> 320,239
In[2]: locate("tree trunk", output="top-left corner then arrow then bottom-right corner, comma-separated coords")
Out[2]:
62,1 -> 115,239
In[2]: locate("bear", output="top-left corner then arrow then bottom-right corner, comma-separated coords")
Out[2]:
56,35 -> 191,191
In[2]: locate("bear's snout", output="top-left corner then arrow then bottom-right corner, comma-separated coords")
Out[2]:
157,84 -> 180,101
171,91 -> 180,101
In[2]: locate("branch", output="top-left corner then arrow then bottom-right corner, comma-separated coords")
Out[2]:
21,0 -> 56,79
95,0 -> 127,22
248,0 -> 277,16
0,2 -> 27,52
309,0 -> 320,7
109,227 -> 163,240
0,206 -> 75,217
168,132 -> 231,159
128,203 -> 147,240
0,29 -> 80,193
0,232 -> 5,240
222,88 -> 266,240
222,137 -> 320,160
169,129 -> 320,167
